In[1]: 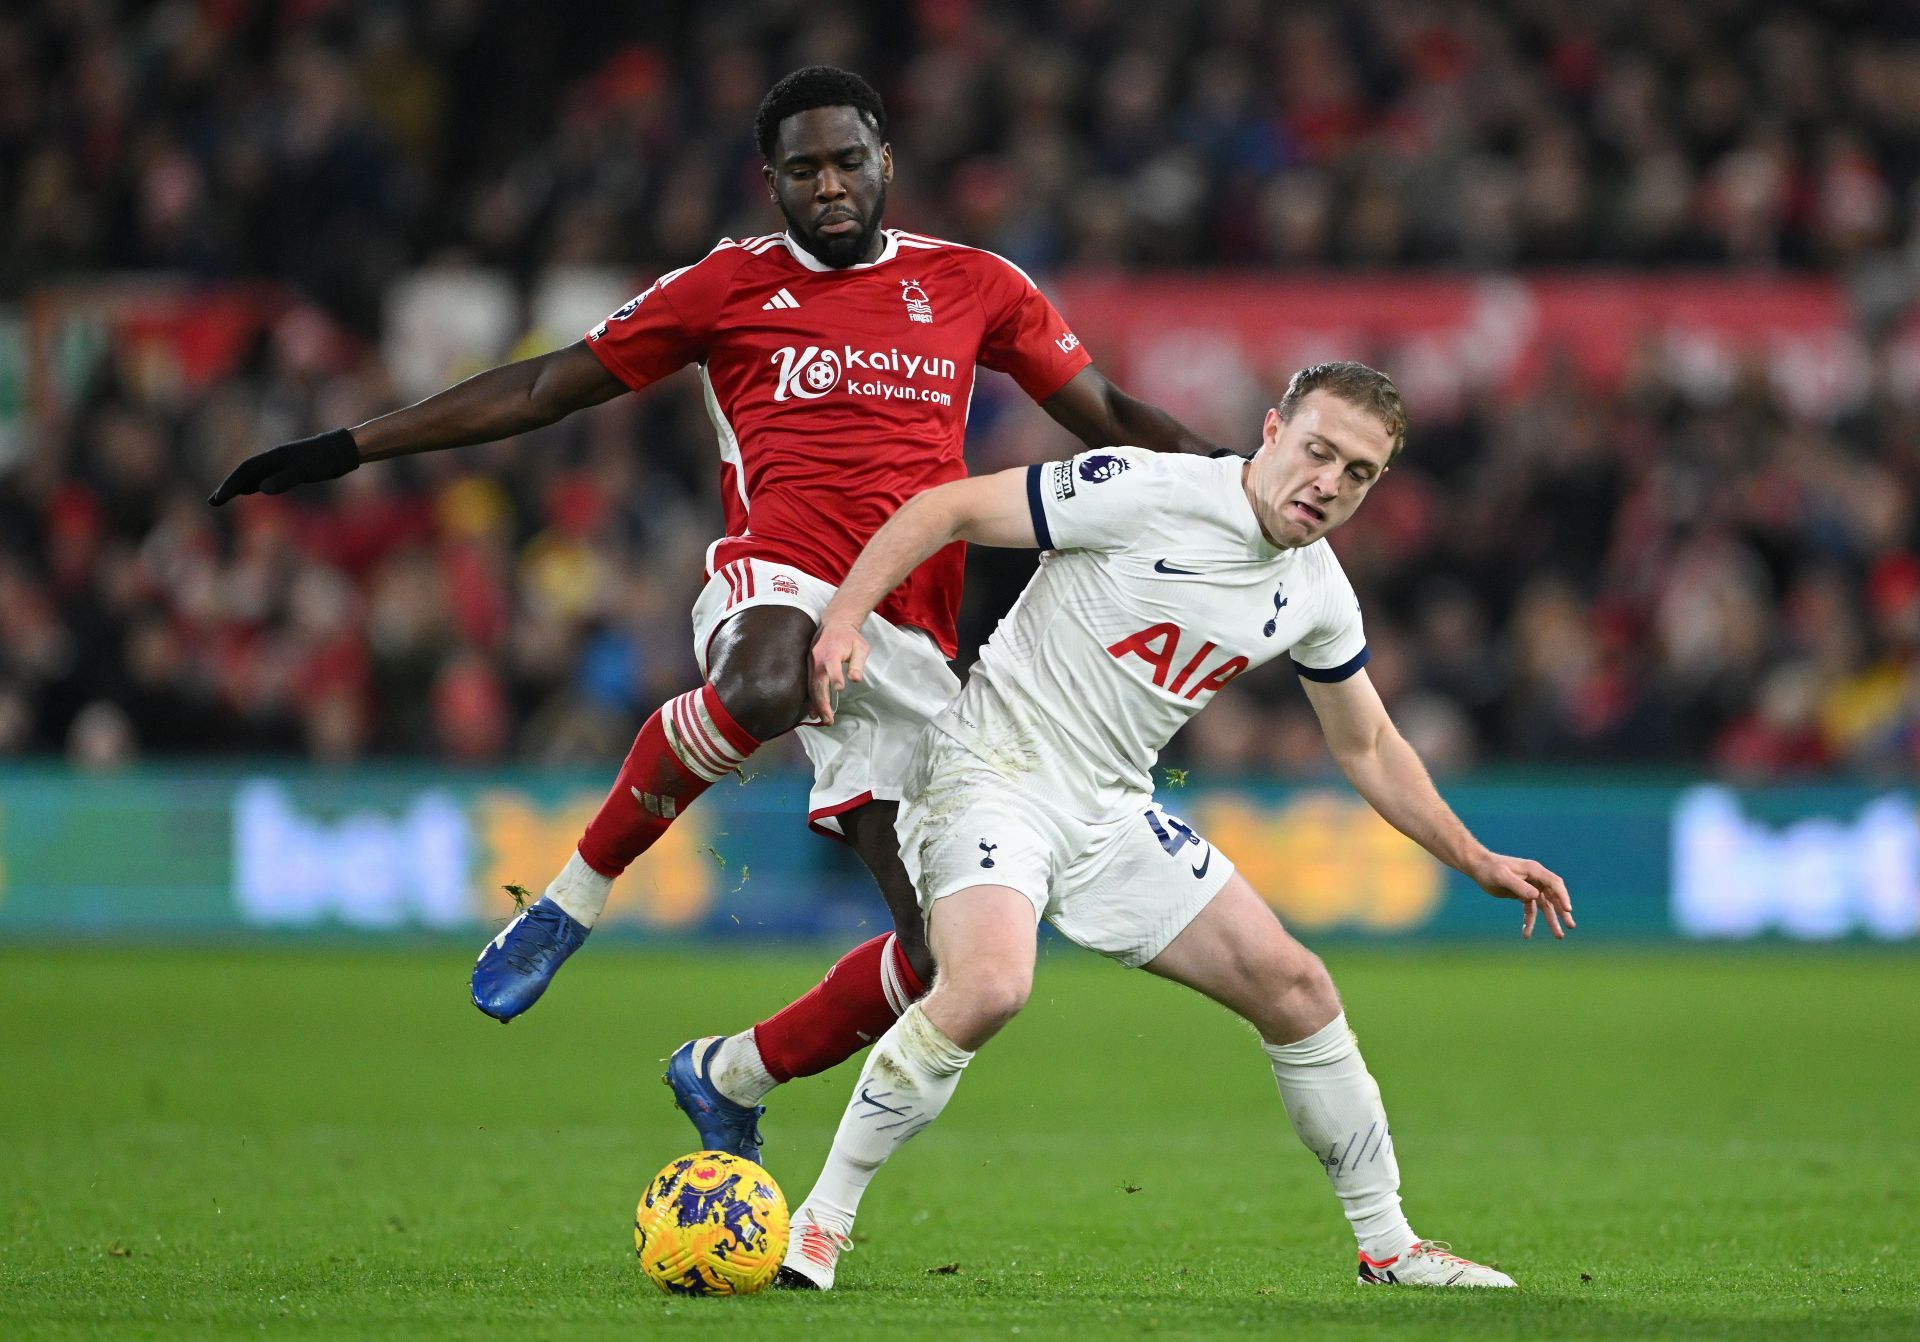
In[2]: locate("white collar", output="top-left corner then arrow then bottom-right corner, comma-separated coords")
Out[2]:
780,229 -> 901,272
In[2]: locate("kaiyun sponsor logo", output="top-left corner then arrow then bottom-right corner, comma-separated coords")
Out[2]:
770,345 -> 958,402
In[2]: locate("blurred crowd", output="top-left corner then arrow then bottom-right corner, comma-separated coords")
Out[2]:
0,324 -> 726,768
1172,346 -> 1920,781
8,0 -> 1920,779
8,0 -> 1920,313
11,307 -> 1920,781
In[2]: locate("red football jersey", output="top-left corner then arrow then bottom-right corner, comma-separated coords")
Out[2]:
584,229 -> 1092,656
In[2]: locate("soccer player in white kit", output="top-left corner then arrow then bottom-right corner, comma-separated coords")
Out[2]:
778,361 -> 1574,1291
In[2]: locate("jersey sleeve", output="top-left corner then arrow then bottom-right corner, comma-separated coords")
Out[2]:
1025,448 -> 1162,552
584,247 -> 738,390
1289,545 -> 1369,682
970,251 -> 1093,402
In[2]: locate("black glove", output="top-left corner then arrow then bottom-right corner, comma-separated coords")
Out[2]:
208,428 -> 361,506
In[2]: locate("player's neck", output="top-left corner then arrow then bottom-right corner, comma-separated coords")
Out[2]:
1241,461 -> 1282,548
789,228 -> 889,269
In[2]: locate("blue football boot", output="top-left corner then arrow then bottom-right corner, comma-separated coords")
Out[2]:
470,897 -> 590,1022
664,1037 -> 765,1162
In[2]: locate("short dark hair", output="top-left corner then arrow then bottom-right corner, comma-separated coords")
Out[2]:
1276,361 -> 1409,460
755,66 -> 887,161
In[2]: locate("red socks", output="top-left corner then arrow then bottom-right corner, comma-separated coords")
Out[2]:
578,685 -> 759,876
578,686 -> 928,1087
753,933 -> 926,1082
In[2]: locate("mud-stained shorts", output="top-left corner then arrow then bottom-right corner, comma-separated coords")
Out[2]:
896,729 -> 1234,967
691,557 -> 960,839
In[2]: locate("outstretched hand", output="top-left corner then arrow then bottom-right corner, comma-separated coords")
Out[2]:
1467,852 -> 1575,940
208,428 -> 360,506
808,618 -> 869,725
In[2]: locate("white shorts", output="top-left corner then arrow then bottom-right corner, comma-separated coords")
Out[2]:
691,557 -> 961,840
896,731 -> 1236,967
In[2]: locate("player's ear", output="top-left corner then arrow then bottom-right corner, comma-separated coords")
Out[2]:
1262,407 -> 1282,446
881,144 -> 893,182
762,162 -> 777,200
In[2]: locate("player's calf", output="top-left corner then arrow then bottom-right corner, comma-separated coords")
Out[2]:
475,678 -> 763,1022
669,931 -> 928,1157
783,1001 -> 977,1288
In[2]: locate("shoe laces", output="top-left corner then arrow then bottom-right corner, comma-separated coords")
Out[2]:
503,941 -> 551,974
1411,1240 -> 1473,1267
500,907 -> 562,974
796,1219 -> 853,1268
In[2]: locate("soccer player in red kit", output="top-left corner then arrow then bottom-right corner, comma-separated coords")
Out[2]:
209,67 -> 1213,1159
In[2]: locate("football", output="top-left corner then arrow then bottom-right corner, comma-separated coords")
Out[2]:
633,1151 -> 790,1295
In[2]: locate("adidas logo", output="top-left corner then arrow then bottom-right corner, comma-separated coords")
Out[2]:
762,288 -> 800,311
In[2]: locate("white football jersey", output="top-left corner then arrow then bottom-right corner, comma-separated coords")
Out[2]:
931,447 -> 1368,818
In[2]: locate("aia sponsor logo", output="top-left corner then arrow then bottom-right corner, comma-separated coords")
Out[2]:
1079,454 -> 1129,483
1107,623 -> 1248,701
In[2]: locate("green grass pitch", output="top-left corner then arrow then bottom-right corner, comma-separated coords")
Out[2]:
3,943 -> 1914,1340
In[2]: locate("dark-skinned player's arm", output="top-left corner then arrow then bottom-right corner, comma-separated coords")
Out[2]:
809,469 -> 1036,722
1039,366 -> 1222,456
208,341 -> 626,505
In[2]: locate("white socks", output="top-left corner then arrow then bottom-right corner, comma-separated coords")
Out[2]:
787,1005 -> 1412,1264
1264,1013 -> 1415,1261
710,1031 -> 779,1107
543,850 -> 613,928
794,1004 -> 974,1235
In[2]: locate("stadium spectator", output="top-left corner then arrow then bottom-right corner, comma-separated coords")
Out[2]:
7,1 -> 1920,778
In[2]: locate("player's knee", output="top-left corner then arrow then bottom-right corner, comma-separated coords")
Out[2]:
1269,949 -> 1337,1019
708,664 -> 808,741
936,962 -> 1029,1037
967,968 -> 1031,1031
1293,950 -> 1337,1004
1240,944 -> 1334,1033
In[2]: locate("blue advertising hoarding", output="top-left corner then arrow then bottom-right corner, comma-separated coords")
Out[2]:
0,766 -> 1913,942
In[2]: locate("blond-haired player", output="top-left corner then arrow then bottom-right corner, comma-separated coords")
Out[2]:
776,361 -> 1573,1291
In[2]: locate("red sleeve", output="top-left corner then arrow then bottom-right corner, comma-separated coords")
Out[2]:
970,250 -> 1094,402
584,246 -> 739,391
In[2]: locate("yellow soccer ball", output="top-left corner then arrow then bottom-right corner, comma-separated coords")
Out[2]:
634,1151 -> 790,1296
